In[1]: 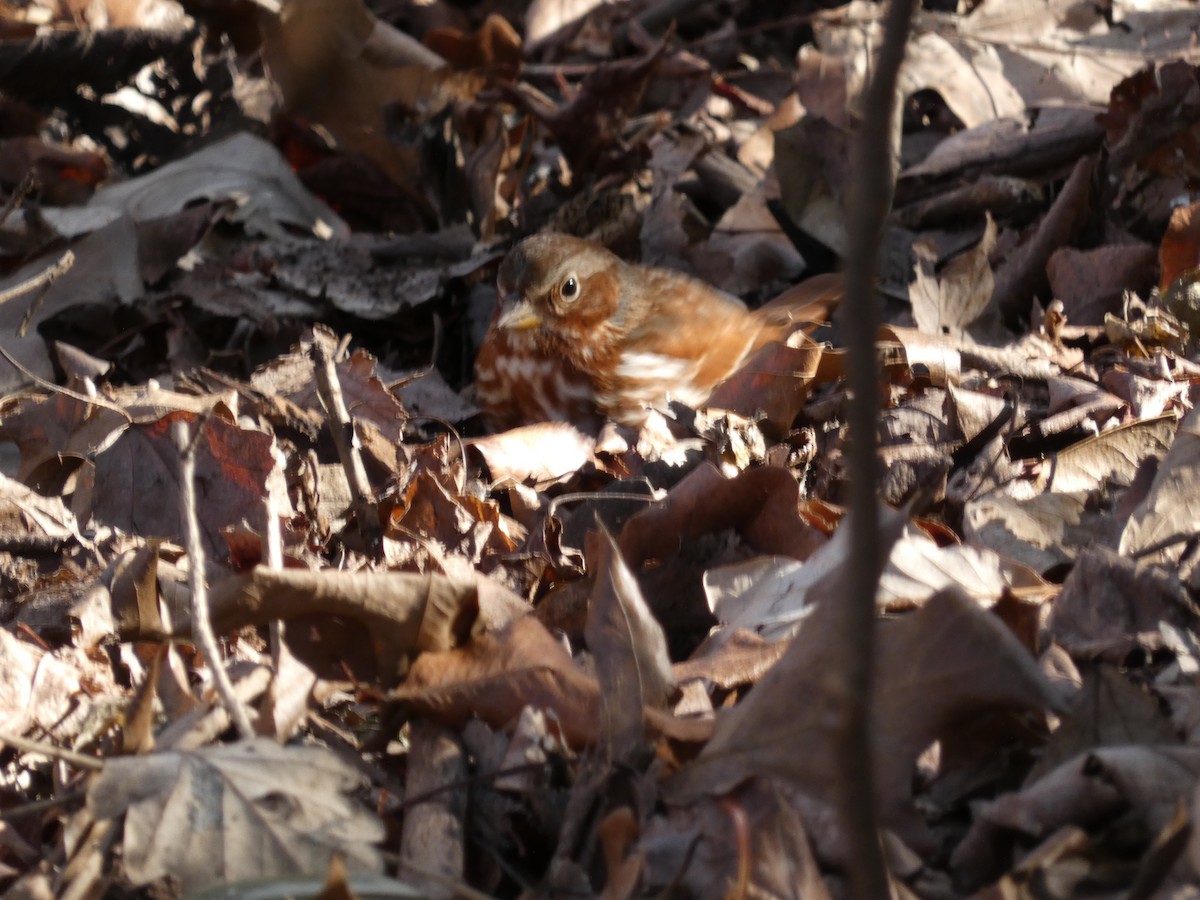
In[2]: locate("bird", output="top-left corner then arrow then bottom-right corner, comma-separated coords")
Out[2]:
474,233 -> 838,432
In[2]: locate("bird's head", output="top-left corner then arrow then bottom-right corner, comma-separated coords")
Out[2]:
493,234 -> 624,343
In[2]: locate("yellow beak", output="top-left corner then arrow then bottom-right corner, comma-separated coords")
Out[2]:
496,297 -> 542,331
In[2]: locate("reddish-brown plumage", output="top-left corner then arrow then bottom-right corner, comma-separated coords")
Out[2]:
475,233 -> 815,431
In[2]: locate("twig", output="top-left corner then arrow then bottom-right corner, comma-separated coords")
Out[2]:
0,344 -> 133,421
395,761 -> 551,811
399,720 -> 465,895
311,340 -> 383,558
545,491 -> 661,521
173,418 -> 255,739
0,728 -> 104,770
0,171 -> 37,229
838,0 -> 918,895
0,788 -> 87,820
0,250 -> 75,337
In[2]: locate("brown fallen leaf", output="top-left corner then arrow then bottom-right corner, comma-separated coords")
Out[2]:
1029,663 -> 1178,784
89,410 -> 278,561
705,331 -> 825,435
666,587 -> 1060,854
1047,243 -> 1158,327
391,615 -> 710,748
641,780 -> 831,900
673,629 -> 790,692
955,744 -> 1200,886
261,0 -> 475,195
619,463 -> 825,568
992,155 -> 1093,325
423,14 -> 522,73
175,567 -> 488,681
1047,546 -> 1198,662
585,527 -> 674,765
1159,199 -> 1200,292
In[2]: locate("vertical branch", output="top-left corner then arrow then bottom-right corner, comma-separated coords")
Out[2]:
838,0 -> 918,896
311,340 -> 384,559
174,417 -> 255,740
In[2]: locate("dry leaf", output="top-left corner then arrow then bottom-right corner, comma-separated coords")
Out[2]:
667,588 -> 1059,853
585,527 -> 674,764
87,739 -> 384,890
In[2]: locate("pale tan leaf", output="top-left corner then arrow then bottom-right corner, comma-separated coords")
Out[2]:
87,739 -> 383,891
1119,407 -> 1200,566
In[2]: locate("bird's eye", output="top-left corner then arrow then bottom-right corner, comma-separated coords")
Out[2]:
560,274 -> 580,302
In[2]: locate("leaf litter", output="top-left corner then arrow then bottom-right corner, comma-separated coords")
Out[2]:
0,0 -> 1199,896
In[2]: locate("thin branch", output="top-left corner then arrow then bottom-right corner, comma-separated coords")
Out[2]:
838,0 -> 919,895
173,417 -> 255,739
0,729 -> 104,770
311,339 -> 383,559
0,249 -> 75,337
0,788 -> 86,820
0,344 -> 133,421
0,170 -> 36,229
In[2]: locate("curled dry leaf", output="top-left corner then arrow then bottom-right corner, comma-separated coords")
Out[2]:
963,489 -> 1095,572
705,331 -> 825,435
385,469 -> 523,563
901,108 -> 1104,183
618,464 -> 825,568
1040,414 -> 1176,494
391,615 -> 711,748
160,567 -> 483,678
701,517 -> 1052,649
0,471 -> 81,552
467,421 -> 596,488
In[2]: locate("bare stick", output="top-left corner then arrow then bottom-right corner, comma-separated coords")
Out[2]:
173,418 -> 255,739
839,0 -> 918,895
0,728 -> 104,770
0,171 -> 36,229
311,340 -> 383,558
0,250 -> 75,337
0,344 -> 132,420
399,720 -> 466,898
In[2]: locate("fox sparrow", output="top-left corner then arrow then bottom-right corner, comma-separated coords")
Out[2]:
475,233 -> 826,431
